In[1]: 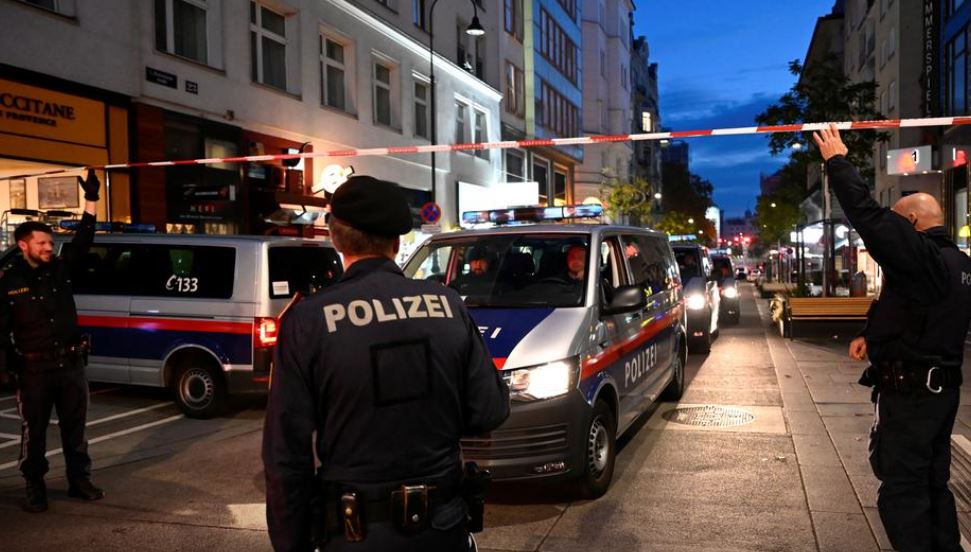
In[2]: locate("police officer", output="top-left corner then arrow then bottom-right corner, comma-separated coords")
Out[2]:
0,169 -> 105,513
262,176 -> 510,552
815,125 -> 971,552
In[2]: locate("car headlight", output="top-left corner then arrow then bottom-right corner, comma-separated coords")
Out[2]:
686,294 -> 706,310
504,358 -> 578,401
722,286 -> 738,299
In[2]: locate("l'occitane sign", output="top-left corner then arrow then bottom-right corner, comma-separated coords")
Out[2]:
0,79 -> 105,148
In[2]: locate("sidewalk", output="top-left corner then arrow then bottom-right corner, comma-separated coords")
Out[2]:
756,294 -> 971,551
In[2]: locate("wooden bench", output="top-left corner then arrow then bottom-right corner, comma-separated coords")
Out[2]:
783,296 -> 872,338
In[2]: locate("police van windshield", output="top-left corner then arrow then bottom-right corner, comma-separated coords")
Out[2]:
405,235 -> 590,308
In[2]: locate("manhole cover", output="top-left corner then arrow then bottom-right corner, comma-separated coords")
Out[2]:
662,405 -> 756,427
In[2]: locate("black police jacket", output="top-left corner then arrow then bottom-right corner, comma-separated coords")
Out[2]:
827,156 -> 971,364
0,212 -> 96,374
262,257 -> 510,552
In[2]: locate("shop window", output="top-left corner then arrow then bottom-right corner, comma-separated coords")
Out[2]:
554,170 -> 567,206
373,60 -> 396,127
321,35 -> 351,112
414,80 -> 430,139
250,2 -> 289,91
505,150 -> 525,181
155,0 -> 217,66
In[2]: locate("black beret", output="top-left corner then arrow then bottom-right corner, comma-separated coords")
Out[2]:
330,176 -> 413,236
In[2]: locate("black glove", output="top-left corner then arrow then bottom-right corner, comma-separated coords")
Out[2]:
78,168 -> 101,201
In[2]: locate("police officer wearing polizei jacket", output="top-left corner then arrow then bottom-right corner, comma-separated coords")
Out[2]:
262,176 -> 510,552
815,125 -> 971,552
0,169 -> 105,513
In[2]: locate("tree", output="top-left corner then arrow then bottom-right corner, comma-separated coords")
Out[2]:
756,55 -> 885,183
601,177 -> 655,225
754,194 -> 800,245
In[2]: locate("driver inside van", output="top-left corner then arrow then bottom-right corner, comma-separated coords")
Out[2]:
452,245 -> 497,295
566,244 -> 586,283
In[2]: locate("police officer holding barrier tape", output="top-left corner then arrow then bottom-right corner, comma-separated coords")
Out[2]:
815,124 -> 971,552
0,169 -> 105,513
262,175 -> 510,551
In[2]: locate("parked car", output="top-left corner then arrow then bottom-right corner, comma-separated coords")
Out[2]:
735,266 -> 748,280
711,255 -> 740,325
672,243 -> 719,353
404,223 -> 686,498
2,233 -> 342,418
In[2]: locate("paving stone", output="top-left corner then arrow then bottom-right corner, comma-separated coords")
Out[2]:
787,410 -> 828,435
811,512 -> 879,552
792,433 -> 842,467
800,465 -> 863,514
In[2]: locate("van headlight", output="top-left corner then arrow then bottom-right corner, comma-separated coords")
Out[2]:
686,294 -> 706,310
503,358 -> 578,401
722,286 -> 738,299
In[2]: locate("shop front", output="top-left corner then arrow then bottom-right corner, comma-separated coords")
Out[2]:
0,65 -> 130,244
131,104 -> 324,236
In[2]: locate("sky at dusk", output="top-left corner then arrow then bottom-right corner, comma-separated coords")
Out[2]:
634,0 -> 838,217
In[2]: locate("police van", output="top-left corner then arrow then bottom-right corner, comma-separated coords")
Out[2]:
403,207 -> 686,497
2,232 -> 342,418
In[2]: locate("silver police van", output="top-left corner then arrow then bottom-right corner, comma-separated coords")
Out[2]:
4,233 -> 342,418
403,222 -> 686,497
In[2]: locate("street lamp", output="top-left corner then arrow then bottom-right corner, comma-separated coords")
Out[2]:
688,217 -> 694,224
428,0 -> 485,206
771,202 -> 777,208
654,192 -> 662,200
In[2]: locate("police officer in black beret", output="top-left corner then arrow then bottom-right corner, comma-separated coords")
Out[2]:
262,176 -> 510,552
815,125 -> 971,552
0,169 -> 105,513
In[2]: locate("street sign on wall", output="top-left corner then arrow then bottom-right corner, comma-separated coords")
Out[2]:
887,145 -> 932,175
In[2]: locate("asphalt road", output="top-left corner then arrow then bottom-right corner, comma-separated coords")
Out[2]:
0,285 -> 965,551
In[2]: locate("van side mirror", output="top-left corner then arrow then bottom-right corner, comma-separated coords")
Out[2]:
602,285 -> 647,315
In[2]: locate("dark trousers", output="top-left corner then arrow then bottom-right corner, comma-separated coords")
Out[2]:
320,521 -> 470,552
15,365 -> 91,482
870,388 -> 962,552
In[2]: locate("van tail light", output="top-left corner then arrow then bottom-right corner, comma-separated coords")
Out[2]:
255,317 -> 279,348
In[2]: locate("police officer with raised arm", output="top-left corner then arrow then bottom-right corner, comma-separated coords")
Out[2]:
815,124 -> 971,552
262,176 -> 510,552
0,169 -> 105,513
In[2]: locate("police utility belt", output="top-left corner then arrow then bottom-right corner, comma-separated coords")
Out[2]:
312,462 -> 491,544
15,335 -> 90,365
859,359 -> 962,394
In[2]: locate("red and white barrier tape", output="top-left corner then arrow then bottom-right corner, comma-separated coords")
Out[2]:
3,116 -> 967,181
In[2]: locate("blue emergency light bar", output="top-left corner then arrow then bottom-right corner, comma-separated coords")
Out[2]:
59,221 -> 157,233
461,204 -> 604,226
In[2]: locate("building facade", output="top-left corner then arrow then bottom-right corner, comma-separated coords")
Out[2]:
0,0 -> 502,251
497,0 -> 584,210
630,35 -> 661,198
939,0 -> 971,252
575,0 -> 634,206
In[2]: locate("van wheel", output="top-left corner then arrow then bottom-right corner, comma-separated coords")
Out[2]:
173,364 -> 227,419
575,400 -> 616,499
661,352 -> 685,401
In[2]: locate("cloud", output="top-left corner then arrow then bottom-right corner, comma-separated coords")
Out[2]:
662,91 -> 783,128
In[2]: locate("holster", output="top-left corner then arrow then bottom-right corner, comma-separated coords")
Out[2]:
391,484 -> 431,535
461,462 -> 492,534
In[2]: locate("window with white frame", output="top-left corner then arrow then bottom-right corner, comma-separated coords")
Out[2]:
880,89 -> 888,115
321,35 -> 350,111
473,109 -> 488,159
155,0 -> 209,65
504,61 -> 524,117
505,150 -> 526,181
250,2 -> 288,90
601,50 -> 606,77
414,80 -> 430,139
455,101 -> 467,146
888,27 -> 896,59
373,61 -> 394,126
889,80 -> 896,111
22,0 -> 77,17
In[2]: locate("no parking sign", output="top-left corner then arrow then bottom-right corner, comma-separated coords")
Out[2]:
420,202 -> 442,224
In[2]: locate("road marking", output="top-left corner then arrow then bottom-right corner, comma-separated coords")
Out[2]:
0,401 -> 169,428
85,402 -> 172,428
89,387 -> 121,396
0,414 -> 184,471
0,395 -> 16,404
